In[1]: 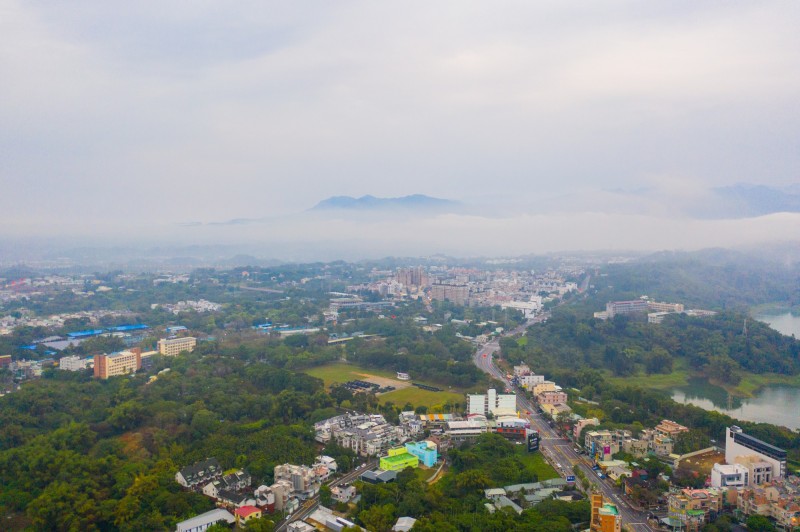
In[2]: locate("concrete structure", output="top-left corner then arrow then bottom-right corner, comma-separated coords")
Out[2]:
58,355 -> 91,371
93,348 -> 141,379
605,299 -> 649,319
430,283 -> 469,305
404,440 -> 438,467
711,463 -> 749,488
467,389 -> 516,416
158,336 -> 197,356
531,381 -> 556,396
667,488 -> 721,530
590,493 -> 621,532
444,419 -> 489,443
314,413 -> 406,457
536,390 -> 567,405
513,364 -> 531,376
331,484 -> 356,503
176,509 -> 235,532
392,516 -> 417,531
735,477 -> 800,530
736,455 -> 775,486
518,374 -> 545,389
726,426 -> 787,479
574,417 -> 600,440
396,371 -> 410,380
647,301 -> 685,313
380,447 -> 419,471
274,464 -> 320,500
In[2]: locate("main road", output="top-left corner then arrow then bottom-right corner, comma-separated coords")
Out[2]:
473,316 -> 655,532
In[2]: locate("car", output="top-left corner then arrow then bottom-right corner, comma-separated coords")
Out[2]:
482,354 -> 487,358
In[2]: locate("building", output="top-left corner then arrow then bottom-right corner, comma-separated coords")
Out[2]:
234,506 -> 262,525
395,267 -> 429,288
93,348 -> 142,379
605,300 -> 649,319
314,413 -> 406,457
467,389 -> 516,416
711,463 -> 749,488
736,455 -> 775,486
176,458 -> 223,489
58,355 -> 91,371
0,354 -> 11,368
518,374 -> 545,389
393,516 -> 417,532
667,488 -> 722,531
396,372 -> 410,380
202,470 -> 252,499
513,364 -> 531,376
157,336 -> 197,356
444,419 -> 490,443
380,447 -> 419,471
647,301 -> 685,313
735,477 -> 800,530
331,484 -> 356,503
430,283 -> 469,305
274,464 -> 320,500
176,509 -> 235,532
726,426 -> 787,479
655,419 -> 689,438
404,441 -> 438,467
536,390 -> 567,406
590,493 -> 621,532
531,381 -> 556,396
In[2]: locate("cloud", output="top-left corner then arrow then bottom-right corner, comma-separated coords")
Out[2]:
0,0 -> 799,256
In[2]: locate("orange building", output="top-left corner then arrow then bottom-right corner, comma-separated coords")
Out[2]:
93,348 -> 141,379
591,493 -> 621,532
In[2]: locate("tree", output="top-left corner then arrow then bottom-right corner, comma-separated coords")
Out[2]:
745,514 -> 776,531
319,484 -> 332,507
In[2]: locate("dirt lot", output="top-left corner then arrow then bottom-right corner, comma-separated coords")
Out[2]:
353,372 -> 413,391
677,450 -> 726,475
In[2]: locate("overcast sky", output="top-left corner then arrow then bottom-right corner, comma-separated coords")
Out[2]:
1,1 -> 799,256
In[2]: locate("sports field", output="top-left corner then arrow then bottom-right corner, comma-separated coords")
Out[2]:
378,386 -> 464,411
303,363 -> 400,388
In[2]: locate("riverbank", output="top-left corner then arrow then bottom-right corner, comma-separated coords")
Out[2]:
607,359 -> 800,398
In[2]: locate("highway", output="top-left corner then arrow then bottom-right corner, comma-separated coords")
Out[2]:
275,459 -> 377,532
473,316 -> 655,532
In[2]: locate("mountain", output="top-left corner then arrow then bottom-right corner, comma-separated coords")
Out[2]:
310,194 -> 460,212
699,183 -> 800,218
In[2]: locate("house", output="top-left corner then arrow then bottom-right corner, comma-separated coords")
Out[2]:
175,508 -> 235,532
234,506 -> 262,525
201,470 -> 251,498
176,458 -> 223,489
361,469 -> 397,484
332,484 -> 357,503
393,516 -> 417,531
217,489 -> 256,508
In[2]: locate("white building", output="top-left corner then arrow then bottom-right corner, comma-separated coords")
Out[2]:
468,389 -> 517,416
518,374 -> 545,389
58,355 -> 91,371
176,509 -> 235,532
725,426 -> 787,479
158,336 -> 197,356
711,463 -> 749,488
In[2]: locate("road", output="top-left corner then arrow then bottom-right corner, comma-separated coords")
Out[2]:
473,316 -> 655,532
275,459 -> 377,532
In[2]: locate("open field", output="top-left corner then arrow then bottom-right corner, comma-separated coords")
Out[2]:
676,450 -> 725,475
378,386 -> 464,411
606,358 -> 690,390
303,363 -> 402,388
515,447 -> 559,481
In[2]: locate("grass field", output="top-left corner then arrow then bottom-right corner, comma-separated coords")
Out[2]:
515,447 -> 559,481
303,362 -> 397,388
378,386 -> 464,411
606,358 -> 690,390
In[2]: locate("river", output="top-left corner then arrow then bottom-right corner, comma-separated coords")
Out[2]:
670,377 -> 800,430
755,311 -> 800,338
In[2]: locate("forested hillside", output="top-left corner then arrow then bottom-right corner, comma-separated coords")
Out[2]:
503,310 -> 800,384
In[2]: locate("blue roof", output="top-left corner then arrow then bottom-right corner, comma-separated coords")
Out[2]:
67,329 -> 105,338
110,324 -> 149,332
21,344 -> 37,350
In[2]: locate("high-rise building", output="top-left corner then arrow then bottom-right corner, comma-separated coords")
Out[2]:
395,267 -> 429,288
430,283 -> 469,305
605,300 -> 649,318
158,336 -> 197,356
94,348 -> 142,379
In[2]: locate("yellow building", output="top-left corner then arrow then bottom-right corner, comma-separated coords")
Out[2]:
531,381 -> 556,396
379,447 -> 419,471
94,349 -> 142,379
157,336 -> 197,356
591,493 -> 621,532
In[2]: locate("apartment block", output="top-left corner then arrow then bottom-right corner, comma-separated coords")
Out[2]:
94,349 -> 142,379
726,426 -> 787,479
590,493 -> 621,532
158,336 -> 197,356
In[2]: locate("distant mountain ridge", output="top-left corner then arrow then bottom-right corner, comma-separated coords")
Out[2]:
311,194 -> 459,211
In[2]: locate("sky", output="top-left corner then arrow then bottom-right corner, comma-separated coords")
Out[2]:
1,1 -> 799,258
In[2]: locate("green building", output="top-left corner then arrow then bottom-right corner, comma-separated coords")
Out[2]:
379,447 -> 419,471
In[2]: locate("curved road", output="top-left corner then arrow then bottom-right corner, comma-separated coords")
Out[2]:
473,317 -> 655,532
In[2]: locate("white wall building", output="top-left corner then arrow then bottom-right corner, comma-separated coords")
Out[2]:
59,355 -> 90,371
711,463 -> 749,488
725,426 -> 787,479
467,389 -> 517,416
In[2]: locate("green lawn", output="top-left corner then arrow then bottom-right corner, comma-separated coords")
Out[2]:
515,447 -> 559,481
378,386 -> 465,411
605,358 -> 690,390
303,362 -> 397,388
